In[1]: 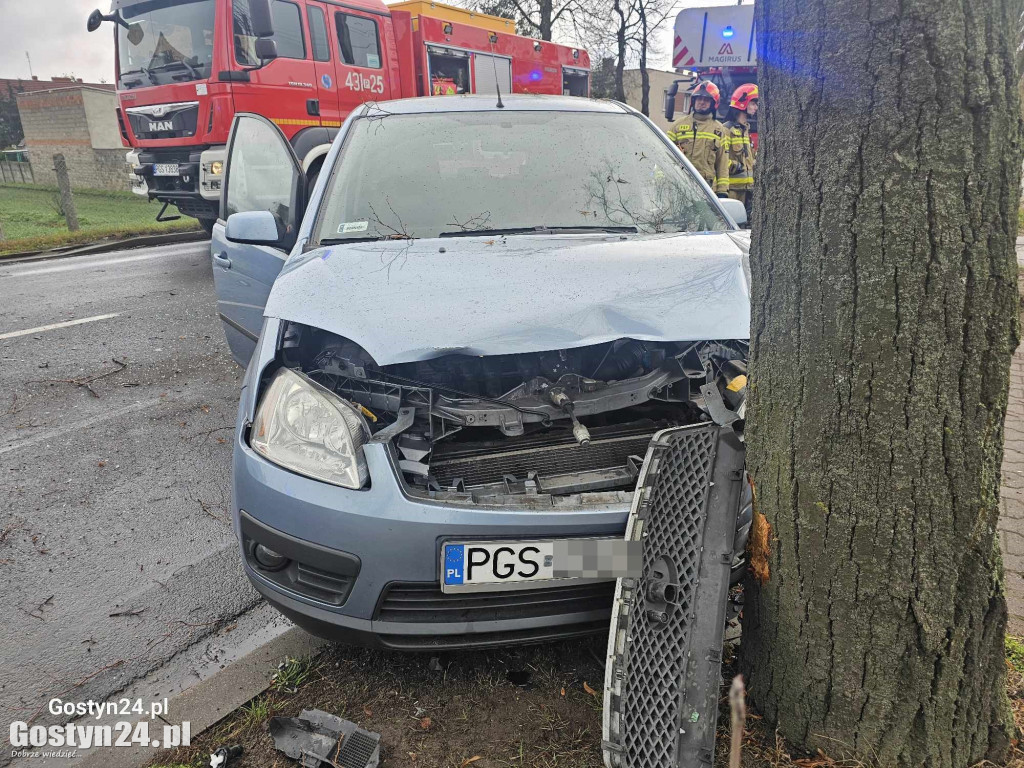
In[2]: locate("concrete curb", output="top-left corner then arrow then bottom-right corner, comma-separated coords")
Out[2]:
75,627 -> 327,768
0,230 -> 206,265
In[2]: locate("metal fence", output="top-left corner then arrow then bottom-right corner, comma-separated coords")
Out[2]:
0,159 -> 35,184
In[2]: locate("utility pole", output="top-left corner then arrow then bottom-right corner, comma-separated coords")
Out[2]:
25,51 -> 33,79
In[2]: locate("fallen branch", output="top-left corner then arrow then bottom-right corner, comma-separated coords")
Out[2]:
28,358 -> 128,398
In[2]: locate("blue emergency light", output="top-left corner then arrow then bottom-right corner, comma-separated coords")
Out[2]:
722,25 -> 735,38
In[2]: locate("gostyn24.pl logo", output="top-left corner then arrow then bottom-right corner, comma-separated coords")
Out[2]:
9,720 -> 191,751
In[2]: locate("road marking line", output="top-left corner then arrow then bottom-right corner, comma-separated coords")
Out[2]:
0,313 -> 122,341
0,398 -> 162,456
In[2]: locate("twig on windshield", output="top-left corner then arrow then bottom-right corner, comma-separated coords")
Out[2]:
446,211 -> 492,232
367,200 -> 411,241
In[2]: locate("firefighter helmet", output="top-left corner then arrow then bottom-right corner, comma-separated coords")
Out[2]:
689,81 -> 721,113
730,83 -> 759,111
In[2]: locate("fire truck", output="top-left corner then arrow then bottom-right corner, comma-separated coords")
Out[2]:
87,0 -> 591,232
664,4 -> 756,139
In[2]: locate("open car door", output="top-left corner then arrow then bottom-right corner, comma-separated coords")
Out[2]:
211,113 -> 304,366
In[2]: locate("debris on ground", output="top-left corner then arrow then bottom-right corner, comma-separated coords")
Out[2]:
209,744 -> 242,767
269,709 -> 381,768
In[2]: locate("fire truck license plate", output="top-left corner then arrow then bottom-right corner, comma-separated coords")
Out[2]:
153,163 -> 179,176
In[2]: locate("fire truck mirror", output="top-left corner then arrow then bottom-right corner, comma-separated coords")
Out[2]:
249,0 -> 275,39
664,81 -> 679,122
255,37 -> 279,61
86,9 -> 103,33
127,23 -> 145,46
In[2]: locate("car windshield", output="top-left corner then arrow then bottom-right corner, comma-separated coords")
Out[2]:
313,109 -> 730,243
117,0 -> 215,88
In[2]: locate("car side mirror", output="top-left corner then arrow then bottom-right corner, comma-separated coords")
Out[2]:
248,0 -> 275,38
719,197 -> 748,227
255,37 -> 278,62
665,81 -> 679,122
87,9 -> 103,32
127,23 -> 145,45
225,210 -> 285,245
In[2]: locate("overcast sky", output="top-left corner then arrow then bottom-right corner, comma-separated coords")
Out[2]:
0,0 -> 738,84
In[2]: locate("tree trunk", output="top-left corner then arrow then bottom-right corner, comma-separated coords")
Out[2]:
612,0 -> 627,102
538,0 -> 553,40
637,0 -> 649,116
741,0 -> 1021,765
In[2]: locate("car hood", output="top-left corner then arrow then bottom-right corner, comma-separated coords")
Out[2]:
265,231 -> 751,366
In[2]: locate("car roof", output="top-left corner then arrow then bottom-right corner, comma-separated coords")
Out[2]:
359,94 -> 633,116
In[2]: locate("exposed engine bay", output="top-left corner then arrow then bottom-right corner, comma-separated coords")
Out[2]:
277,322 -> 748,506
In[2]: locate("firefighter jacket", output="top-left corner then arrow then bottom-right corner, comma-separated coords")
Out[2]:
669,113 -> 729,194
724,120 -> 755,191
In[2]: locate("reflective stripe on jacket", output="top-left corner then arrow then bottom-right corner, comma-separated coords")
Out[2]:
668,114 -> 729,194
724,120 -> 755,190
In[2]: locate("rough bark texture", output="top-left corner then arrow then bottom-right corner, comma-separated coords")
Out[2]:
741,0 -> 1023,765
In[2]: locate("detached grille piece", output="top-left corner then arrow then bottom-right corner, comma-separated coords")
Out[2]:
376,580 -> 615,623
602,424 -> 746,768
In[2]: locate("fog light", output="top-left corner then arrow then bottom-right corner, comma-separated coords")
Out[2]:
252,543 -> 288,571
210,160 -> 223,175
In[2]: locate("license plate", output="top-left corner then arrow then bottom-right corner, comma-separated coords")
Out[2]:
153,163 -> 179,176
441,538 -> 604,593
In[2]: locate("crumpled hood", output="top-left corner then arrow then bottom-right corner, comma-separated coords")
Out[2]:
265,232 -> 750,366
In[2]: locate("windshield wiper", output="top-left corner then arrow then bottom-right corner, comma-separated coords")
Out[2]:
438,225 -> 637,238
121,66 -> 158,86
150,59 -> 201,80
317,235 -> 412,245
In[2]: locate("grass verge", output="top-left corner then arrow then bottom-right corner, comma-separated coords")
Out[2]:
0,183 -> 197,255
148,634 -> 1024,768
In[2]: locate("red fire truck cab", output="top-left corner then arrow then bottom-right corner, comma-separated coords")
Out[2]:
88,0 -> 590,231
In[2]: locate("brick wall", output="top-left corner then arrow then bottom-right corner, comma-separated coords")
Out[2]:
16,88 -> 128,191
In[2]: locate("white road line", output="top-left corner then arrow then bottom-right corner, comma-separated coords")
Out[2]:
0,313 -> 121,341
0,398 -> 162,456
2,244 -> 209,278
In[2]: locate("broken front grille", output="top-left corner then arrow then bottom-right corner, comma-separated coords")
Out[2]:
428,423 -> 661,490
602,424 -> 746,768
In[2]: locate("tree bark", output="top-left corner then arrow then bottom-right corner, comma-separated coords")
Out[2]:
612,0 -> 627,102
741,0 -> 1022,765
637,0 -> 649,116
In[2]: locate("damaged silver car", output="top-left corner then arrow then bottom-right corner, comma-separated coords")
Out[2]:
211,95 -> 751,649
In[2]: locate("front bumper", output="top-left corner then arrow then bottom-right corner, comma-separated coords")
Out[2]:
233,432 -> 628,650
123,145 -> 226,211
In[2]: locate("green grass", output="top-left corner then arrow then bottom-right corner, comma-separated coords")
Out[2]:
270,655 -> 314,693
0,183 -> 196,255
1007,635 -> 1024,672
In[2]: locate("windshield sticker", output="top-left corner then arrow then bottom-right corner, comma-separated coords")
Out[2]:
339,221 -> 369,233
366,53 -> 380,68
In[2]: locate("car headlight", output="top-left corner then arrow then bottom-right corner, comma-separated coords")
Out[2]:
250,367 -> 369,489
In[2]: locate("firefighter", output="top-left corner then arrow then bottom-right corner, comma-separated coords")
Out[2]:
669,81 -> 729,196
724,84 -> 758,211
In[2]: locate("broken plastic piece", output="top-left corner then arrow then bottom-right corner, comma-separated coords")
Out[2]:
269,709 -> 381,768
209,745 -> 242,768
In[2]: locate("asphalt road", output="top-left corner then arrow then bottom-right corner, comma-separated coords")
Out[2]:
0,241 -> 261,733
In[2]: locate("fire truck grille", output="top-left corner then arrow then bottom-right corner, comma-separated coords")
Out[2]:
126,102 -> 199,140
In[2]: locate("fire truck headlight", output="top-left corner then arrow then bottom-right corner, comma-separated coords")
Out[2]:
210,160 -> 224,176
